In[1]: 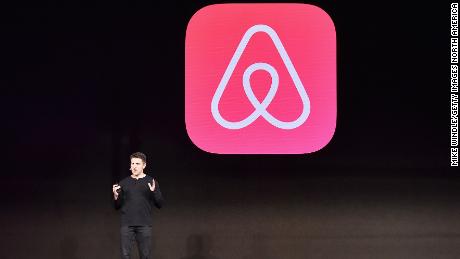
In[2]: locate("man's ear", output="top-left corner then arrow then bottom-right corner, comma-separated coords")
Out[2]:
143,163 -> 146,169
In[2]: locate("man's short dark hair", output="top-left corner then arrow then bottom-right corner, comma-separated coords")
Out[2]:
130,152 -> 147,164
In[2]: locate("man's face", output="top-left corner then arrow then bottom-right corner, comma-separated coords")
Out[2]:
130,157 -> 146,176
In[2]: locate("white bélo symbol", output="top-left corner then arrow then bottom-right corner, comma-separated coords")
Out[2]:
211,24 -> 311,130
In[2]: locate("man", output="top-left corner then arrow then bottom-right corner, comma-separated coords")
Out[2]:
112,152 -> 164,259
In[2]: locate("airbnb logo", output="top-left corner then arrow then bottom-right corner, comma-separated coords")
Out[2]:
185,4 -> 336,154
211,24 -> 310,130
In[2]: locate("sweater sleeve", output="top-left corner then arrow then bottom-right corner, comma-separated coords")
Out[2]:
114,189 -> 124,210
150,180 -> 164,209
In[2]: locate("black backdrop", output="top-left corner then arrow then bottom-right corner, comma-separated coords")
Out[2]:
2,1 -> 458,259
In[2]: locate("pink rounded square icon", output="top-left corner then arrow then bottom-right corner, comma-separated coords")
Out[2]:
185,4 -> 336,154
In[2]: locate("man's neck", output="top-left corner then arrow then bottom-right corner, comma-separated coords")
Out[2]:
131,173 -> 146,179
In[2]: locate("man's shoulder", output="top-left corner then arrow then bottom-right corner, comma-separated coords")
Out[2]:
144,175 -> 159,184
119,176 -> 132,184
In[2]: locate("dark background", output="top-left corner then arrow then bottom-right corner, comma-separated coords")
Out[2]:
2,1 -> 458,259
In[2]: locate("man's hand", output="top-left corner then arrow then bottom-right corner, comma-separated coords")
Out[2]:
113,184 -> 121,200
148,179 -> 156,192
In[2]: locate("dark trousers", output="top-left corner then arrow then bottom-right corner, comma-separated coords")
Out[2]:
120,225 -> 152,259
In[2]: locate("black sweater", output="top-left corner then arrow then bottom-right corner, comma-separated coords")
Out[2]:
114,175 -> 164,226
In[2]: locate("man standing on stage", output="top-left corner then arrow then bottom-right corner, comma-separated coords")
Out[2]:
112,152 -> 164,259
